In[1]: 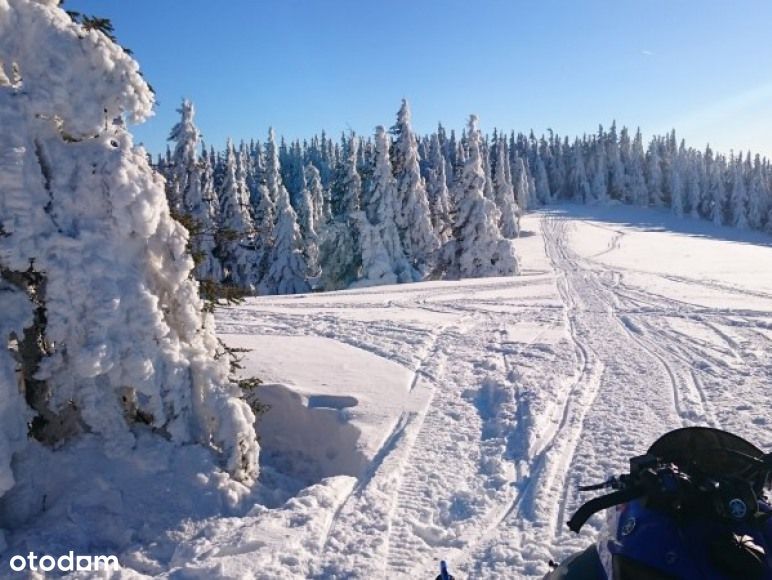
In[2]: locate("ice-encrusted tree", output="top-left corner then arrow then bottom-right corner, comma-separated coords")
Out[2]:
533,154 -> 551,205
306,162 -> 328,230
647,142 -> 664,207
748,155 -> 766,230
425,133 -> 453,242
493,138 -> 520,238
513,155 -> 532,211
318,136 -> 362,290
167,99 -> 223,282
358,126 -> 415,285
0,0 -> 258,508
569,142 -> 591,203
686,156 -> 702,218
709,157 -> 726,226
730,155 -> 749,229
441,116 -> 519,279
591,144 -> 609,203
264,181 -> 311,295
627,129 -> 649,206
294,165 -> 321,280
219,139 -> 258,289
670,152 -> 684,217
607,121 -> 625,200
390,99 -> 440,273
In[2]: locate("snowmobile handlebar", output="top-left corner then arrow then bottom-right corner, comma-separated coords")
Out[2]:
568,449 -> 769,534
567,485 -> 646,533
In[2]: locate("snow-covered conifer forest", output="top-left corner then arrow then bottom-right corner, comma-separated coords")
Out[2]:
159,99 -> 772,296
2,1 -> 772,578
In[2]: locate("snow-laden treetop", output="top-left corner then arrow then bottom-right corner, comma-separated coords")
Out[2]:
0,0 -> 154,136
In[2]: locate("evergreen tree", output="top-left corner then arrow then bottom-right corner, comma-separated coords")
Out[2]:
730,155 -> 749,229
264,181 -> 311,294
534,154 -> 551,205
607,121 -> 625,200
493,138 -> 520,238
306,162 -> 329,230
591,143 -> 609,203
390,99 -> 440,273
318,136 -> 362,290
425,133 -> 454,242
441,116 -> 519,279
646,141 -> 664,207
358,126 -> 415,284
513,156 -> 532,211
686,156 -> 702,219
569,141 -> 591,203
748,155 -> 766,230
670,152 -> 684,217
294,165 -> 321,280
219,139 -> 258,289
709,157 -> 726,226
167,99 -> 223,282
0,0 -> 258,497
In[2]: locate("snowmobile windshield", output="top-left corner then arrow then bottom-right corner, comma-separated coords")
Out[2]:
647,427 -> 764,480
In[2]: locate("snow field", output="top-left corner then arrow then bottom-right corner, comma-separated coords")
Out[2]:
2,207 -> 771,578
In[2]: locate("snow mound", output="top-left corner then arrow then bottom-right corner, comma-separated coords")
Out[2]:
221,333 -> 416,494
257,383 -> 367,486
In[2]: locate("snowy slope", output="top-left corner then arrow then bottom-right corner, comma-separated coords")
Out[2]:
3,206 -> 771,578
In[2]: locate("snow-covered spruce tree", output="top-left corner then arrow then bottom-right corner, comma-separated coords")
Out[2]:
686,155 -> 703,218
390,99 -> 440,273
627,129 -> 649,206
257,129 -> 293,294
0,0 -> 258,501
709,157 -> 726,226
569,141 -> 591,203
219,139 -> 259,289
249,147 -> 275,287
425,133 -> 453,242
513,155 -> 532,211
607,122 -> 625,200
670,151 -> 684,217
590,143 -> 609,203
357,126 -> 415,286
481,136 -> 495,201
646,141 -> 664,207
294,165 -> 321,281
748,155 -> 766,230
533,154 -> 551,205
440,116 -> 519,279
730,155 -> 749,229
318,136 -> 362,290
167,99 -> 223,283
493,138 -> 520,238
306,162 -> 328,232
263,178 -> 311,295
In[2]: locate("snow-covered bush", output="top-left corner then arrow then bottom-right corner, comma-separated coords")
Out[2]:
0,0 -> 259,507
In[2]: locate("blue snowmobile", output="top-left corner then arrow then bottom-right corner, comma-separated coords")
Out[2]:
544,426 -> 772,579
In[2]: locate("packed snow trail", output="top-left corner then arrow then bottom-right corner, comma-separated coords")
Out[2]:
30,207 -> 768,578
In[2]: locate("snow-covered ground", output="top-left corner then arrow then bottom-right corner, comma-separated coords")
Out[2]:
3,205 -> 772,578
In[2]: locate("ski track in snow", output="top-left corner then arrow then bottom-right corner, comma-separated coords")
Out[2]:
194,208 -> 772,579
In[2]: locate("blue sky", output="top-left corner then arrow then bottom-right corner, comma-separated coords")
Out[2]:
69,1 -> 772,157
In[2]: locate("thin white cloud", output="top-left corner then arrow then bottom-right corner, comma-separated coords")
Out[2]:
641,50 -> 654,56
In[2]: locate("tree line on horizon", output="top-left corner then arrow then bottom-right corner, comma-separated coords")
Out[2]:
159,99 -> 772,296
